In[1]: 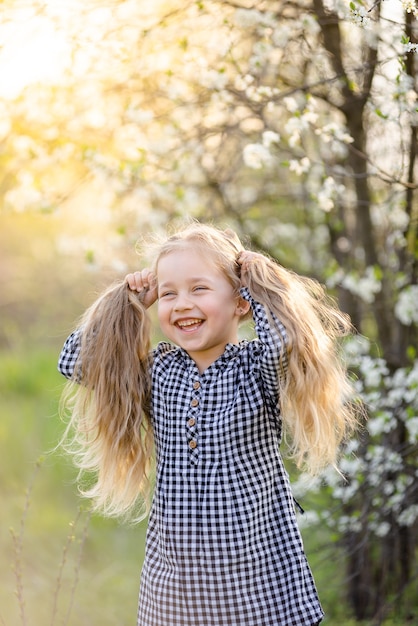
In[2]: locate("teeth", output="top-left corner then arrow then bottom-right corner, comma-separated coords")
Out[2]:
177,319 -> 202,327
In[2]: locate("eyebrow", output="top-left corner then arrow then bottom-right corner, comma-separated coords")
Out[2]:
158,276 -> 212,290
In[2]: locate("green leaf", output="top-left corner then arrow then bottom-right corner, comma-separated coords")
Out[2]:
178,37 -> 188,51
375,108 -> 388,119
85,249 -> 95,264
407,345 -> 417,361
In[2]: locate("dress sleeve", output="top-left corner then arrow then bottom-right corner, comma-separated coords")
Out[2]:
57,328 -> 82,380
240,287 -> 289,403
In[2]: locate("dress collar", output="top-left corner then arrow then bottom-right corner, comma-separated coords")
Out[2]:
174,342 -> 243,375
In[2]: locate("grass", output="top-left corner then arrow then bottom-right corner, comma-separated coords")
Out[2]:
0,347 -> 416,625
0,347 -> 147,626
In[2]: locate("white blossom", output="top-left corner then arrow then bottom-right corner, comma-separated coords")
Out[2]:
272,25 -> 291,47
367,413 -> 396,436
394,72 -> 415,97
198,68 -> 229,90
400,0 -> 418,17
404,41 -> 418,53
368,448 -> 404,474
343,333 -> 371,361
373,521 -> 391,537
283,97 -> 299,113
349,5 -> 371,26
297,510 -> 320,528
337,515 -> 362,533
289,157 -> 311,176
315,123 -> 354,145
339,456 -> 364,477
233,8 -> 264,29
246,84 -> 279,102
389,206 -> 410,230
262,130 -> 280,148
395,285 -> 418,325
301,109 -> 318,125
405,417 -> 418,442
407,362 -> 418,385
243,143 -> 272,169
398,505 -> 418,527
249,41 -> 274,74
300,13 -> 321,36
359,356 -> 389,388
284,112 -> 315,147
341,266 -> 382,303
386,491 -> 404,514
291,473 -> 322,499
383,482 -> 395,496
234,74 -> 254,91
316,176 -> 346,212
4,184 -> 44,212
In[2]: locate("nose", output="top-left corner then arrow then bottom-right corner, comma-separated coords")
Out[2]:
173,291 -> 193,311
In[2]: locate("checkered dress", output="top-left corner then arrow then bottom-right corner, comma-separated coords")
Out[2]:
58,288 -> 324,626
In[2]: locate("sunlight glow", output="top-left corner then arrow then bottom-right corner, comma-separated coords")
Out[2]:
0,11 -> 72,99
0,0 -> 176,99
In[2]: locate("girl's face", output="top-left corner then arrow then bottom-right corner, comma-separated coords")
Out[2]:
157,246 -> 249,373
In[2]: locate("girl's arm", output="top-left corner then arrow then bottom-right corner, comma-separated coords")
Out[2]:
238,251 -> 289,403
237,249 -> 358,474
57,270 -> 157,382
58,328 -> 82,380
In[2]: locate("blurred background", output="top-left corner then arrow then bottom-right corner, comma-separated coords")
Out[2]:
1,1 -> 417,624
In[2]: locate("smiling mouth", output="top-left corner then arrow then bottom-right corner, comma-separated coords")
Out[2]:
175,318 -> 204,331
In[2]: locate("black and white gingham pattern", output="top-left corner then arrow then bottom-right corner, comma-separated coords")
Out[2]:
58,288 -> 324,626
58,328 -> 82,379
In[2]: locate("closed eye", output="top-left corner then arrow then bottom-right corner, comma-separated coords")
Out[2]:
159,291 -> 176,298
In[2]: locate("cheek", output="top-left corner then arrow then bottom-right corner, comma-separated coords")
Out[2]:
157,301 -> 171,328
157,302 -> 165,322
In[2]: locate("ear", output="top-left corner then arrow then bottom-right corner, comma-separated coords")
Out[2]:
235,297 -> 251,317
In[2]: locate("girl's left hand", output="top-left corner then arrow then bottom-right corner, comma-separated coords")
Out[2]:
237,251 -> 264,286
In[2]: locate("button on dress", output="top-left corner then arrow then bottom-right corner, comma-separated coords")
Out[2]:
58,288 -> 324,626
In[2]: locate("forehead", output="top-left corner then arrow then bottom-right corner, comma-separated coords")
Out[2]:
157,246 -> 222,279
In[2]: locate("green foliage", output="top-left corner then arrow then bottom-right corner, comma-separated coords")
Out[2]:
0,348 -> 147,626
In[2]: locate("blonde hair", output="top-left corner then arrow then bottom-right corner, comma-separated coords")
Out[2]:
60,283 -> 154,522
152,223 -> 357,473
61,222 -> 357,520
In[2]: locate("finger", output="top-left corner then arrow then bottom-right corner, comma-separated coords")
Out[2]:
125,273 -> 138,290
147,272 -> 157,290
126,271 -> 147,292
140,269 -> 156,291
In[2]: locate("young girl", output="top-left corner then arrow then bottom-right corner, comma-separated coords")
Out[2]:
58,222 -> 357,626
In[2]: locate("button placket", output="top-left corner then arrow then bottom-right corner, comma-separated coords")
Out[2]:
187,379 -> 201,465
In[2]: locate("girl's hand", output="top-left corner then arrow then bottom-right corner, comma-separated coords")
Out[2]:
125,269 -> 158,308
237,251 -> 264,287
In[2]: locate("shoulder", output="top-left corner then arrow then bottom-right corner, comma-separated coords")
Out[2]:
154,341 -> 178,356
152,341 -> 182,369
238,337 -> 263,366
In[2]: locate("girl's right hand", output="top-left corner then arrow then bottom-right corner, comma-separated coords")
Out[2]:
125,269 -> 158,308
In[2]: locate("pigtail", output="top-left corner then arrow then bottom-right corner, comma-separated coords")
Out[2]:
244,256 -> 357,474
61,282 -> 154,522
